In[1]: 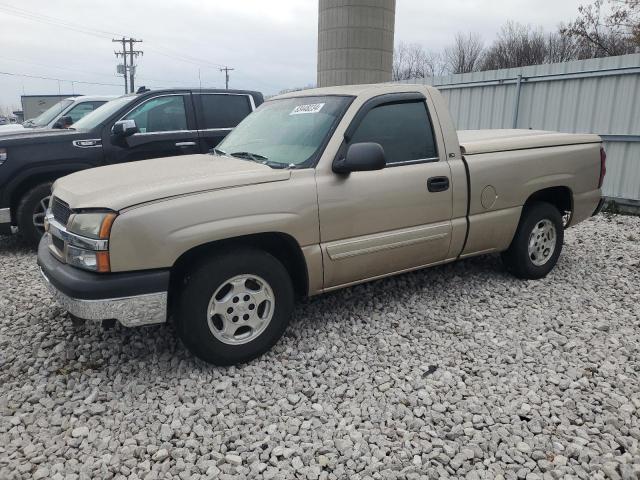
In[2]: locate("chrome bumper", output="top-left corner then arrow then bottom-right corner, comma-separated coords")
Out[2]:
0,207 -> 10,224
40,268 -> 168,327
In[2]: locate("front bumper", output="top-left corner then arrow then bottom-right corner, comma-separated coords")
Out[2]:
0,207 -> 11,235
37,235 -> 170,327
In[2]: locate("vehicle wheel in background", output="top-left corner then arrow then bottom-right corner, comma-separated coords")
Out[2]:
501,201 -> 564,279
175,248 -> 294,366
16,182 -> 52,247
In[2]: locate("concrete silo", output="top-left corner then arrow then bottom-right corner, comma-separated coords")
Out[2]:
317,0 -> 396,87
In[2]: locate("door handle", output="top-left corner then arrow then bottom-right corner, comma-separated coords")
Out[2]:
427,176 -> 450,192
175,141 -> 197,147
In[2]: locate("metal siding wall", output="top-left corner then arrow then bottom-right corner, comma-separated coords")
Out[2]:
398,54 -> 640,202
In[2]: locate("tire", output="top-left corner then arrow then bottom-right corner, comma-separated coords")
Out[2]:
175,248 -> 294,366
16,182 -> 52,247
501,201 -> 564,280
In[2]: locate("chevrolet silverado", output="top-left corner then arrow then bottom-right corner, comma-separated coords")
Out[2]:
37,83 -> 606,365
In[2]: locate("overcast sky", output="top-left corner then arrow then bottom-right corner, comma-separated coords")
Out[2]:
0,0 -> 585,111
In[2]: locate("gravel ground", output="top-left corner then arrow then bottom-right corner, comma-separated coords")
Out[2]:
0,213 -> 639,480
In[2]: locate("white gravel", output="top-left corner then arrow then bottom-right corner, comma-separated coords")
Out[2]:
1,213 -> 639,480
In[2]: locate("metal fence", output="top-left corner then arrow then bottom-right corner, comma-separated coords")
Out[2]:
398,54 -> 640,204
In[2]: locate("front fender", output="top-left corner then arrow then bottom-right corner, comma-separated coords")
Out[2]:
107,170 -> 320,272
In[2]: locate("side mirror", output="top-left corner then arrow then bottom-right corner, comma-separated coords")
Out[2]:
53,116 -> 73,129
111,119 -> 138,137
332,142 -> 386,174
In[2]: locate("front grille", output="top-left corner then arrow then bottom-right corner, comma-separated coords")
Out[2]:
51,197 -> 71,225
52,235 -> 65,253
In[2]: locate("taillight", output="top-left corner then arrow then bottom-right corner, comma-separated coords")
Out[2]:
598,147 -> 607,188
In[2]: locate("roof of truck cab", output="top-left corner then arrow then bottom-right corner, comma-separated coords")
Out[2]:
272,83 -> 433,100
68,95 -> 119,102
138,88 -> 263,97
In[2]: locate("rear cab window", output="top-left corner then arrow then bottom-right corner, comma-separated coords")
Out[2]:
195,94 -> 253,130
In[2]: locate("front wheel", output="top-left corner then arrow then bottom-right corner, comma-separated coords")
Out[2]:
175,248 -> 294,365
16,182 -> 52,247
501,201 -> 564,279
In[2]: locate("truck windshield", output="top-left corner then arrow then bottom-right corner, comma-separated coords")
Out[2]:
25,99 -> 74,127
72,95 -> 135,131
216,95 -> 352,167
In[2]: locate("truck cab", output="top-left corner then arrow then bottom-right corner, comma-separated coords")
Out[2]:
0,95 -> 116,134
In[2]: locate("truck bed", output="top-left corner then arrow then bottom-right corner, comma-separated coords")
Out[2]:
458,129 -> 601,155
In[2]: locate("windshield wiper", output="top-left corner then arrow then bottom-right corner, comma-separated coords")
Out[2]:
229,151 -> 290,169
230,151 -> 269,162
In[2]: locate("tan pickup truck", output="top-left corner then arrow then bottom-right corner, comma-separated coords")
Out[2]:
38,83 -> 606,365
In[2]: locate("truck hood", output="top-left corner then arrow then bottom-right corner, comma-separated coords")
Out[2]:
0,128 -> 89,145
0,124 -> 26,135
458,129 -> 601,155
52,154 -> 291,211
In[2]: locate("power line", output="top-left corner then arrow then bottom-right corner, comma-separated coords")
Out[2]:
0,3 -> 282,91
0,55 -> 113,79
0,3 -> 227,70
0,70 -> 122,87
0,3 -> 125,38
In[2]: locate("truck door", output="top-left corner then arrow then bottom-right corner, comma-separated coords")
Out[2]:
316,94 -> 453,289
105,93 -> 201,163
193,93 -> 255,152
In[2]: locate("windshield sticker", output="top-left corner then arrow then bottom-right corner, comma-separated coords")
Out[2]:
290,103 -> 325,115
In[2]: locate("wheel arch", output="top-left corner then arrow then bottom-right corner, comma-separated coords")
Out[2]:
523,186 -> 573,221
7,163 -> 92,222
168,231 -> 310,309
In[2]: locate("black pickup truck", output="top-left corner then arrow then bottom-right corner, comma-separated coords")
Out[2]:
0,88 -> 263,245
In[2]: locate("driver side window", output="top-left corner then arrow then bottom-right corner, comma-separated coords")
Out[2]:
349,101 -> 438,165
123,96 -> 188,133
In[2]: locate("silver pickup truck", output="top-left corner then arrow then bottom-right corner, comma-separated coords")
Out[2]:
38,84 -> 606,365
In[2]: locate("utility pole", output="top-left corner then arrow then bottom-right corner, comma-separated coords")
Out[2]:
113,37 -> 143,94
128,38 -> 143,93
220,66 -> 234,89
113,38 -> 128,94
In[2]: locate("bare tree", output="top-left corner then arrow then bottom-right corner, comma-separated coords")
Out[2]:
442,33 -> 484,74
609,0 -> 640,45
561,0 -> 638,56
480,22 -> 554,70
545,31 -> 585,63
392,1 -> 639,80
392,42 -> 442,80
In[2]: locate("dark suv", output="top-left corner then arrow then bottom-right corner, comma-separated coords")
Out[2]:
0,88 -> 263,245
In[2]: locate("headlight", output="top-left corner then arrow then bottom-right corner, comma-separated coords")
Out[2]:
68,211 -> 116,239
64,211 -> 116,272
0,148 -> 7,165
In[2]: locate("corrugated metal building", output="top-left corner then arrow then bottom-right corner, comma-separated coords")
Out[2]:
398,54 -> 640,204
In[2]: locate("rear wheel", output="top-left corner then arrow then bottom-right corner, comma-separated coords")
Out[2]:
16,182 -> 52,247
501,201 -> 564,279
175,248 -> 294,365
